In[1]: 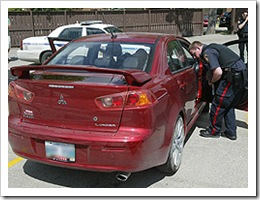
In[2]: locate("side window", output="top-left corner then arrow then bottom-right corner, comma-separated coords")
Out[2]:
182,47 -> 192,60
167,40 -> 187,72
177,39 -> 197,66
87,28 -> 106,35
58,28 -> 82,40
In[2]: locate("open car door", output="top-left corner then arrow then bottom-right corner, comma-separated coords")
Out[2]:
199,39 -> 248,111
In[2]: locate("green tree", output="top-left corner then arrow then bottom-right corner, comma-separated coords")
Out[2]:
205,8 -> 217,35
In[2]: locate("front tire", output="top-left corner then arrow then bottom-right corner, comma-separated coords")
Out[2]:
157,115 -> 185,175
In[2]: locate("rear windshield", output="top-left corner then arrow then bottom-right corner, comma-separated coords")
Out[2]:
47,42 -> 154,72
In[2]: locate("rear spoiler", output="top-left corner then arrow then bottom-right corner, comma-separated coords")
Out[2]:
10,65 -> 152,86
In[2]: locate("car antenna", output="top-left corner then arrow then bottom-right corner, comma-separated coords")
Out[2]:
101,12 -> 117,39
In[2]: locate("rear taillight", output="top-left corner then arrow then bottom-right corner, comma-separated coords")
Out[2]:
100,96 -> 124,108
8,82 -> 34,103
95,90 -> 156,110
20,40 -> 23,50
126,91 -> 152,106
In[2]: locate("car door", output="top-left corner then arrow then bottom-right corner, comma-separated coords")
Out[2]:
176,37 -> 203,100
50,27 -> 84,51
167,39 -> 199,124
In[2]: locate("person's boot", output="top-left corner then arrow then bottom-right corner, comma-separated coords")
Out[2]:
199,129 -> 220,138
221,130 -> 237,140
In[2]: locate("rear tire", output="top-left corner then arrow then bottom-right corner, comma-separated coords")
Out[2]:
157,115 -> 185,175
41,51 -> 53,64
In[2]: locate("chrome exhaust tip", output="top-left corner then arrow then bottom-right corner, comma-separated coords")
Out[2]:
115,172 -> 131,182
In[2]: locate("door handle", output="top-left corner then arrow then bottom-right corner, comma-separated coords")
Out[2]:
177,81 -> 186,90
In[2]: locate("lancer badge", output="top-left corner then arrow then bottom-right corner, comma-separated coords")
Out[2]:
58,94 -> 67,105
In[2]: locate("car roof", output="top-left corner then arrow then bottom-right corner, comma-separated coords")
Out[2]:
48,22 -> 118,37
73,32 -> 172,44
64,23 -> 116,28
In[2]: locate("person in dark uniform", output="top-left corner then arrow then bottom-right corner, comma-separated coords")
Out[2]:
237,10 -> 248,63
189,41 -> 247,140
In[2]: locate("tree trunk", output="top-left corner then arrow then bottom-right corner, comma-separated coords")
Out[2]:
205,8 -> 217,35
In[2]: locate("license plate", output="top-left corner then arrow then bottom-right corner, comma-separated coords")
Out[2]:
45,141 -> 75,163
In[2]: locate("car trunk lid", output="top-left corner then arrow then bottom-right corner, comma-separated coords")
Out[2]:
10,65 -> 152,132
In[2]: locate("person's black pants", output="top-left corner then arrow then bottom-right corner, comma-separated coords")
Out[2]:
238,37 -> 248,63
208,74 -> 245,137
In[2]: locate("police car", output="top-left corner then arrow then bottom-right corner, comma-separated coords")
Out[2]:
17,20 -> 122,64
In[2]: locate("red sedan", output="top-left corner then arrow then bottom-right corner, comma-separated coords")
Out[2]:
9,32 -> 207,181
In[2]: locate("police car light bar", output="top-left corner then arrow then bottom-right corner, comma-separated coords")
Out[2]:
80,20 -> 103,25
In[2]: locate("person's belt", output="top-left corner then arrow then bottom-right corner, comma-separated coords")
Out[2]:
222,67 -> 243,82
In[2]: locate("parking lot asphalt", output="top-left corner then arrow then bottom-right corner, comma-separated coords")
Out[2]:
4,33 -> 255,195
6,108 -> 249,193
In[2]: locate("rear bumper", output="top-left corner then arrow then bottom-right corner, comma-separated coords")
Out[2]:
8,117 -> 168,173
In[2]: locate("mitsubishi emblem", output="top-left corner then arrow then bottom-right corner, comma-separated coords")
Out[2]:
58,94 -> 67,105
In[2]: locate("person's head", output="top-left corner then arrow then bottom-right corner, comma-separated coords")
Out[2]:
242,10 -> 248,19
189,41 -> 203,59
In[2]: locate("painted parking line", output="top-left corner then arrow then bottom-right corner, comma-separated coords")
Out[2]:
8,157 -> 24,168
